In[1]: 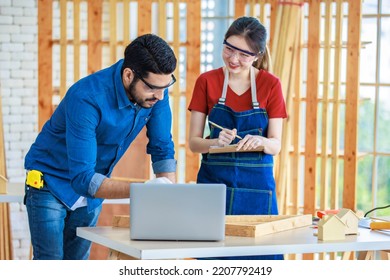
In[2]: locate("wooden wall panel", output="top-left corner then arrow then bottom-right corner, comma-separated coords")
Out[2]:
38,0 -> 53,130
0,91 -> 12,260
330,0 -> 344,209
87,0 -> 102,74
185,0 -> 201,183
304,0 -> 320,215
343,0 -> 361,210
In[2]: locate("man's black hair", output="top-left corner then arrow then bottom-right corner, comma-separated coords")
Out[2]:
121,34 -> 177,78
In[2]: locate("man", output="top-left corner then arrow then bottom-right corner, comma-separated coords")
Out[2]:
24,34 -> 177,260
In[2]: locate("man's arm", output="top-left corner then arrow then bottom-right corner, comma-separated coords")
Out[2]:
94,177 -> 130,199
156,172 -> 176,183
93,171 -> 176,199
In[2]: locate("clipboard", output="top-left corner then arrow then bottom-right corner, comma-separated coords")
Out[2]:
209,144 -> 264,154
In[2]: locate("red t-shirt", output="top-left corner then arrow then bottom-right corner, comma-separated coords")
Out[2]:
188,67 -> 287,118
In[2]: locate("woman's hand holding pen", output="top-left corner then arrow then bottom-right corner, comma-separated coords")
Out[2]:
216,128 -> 239,146
236,135 -> 264,151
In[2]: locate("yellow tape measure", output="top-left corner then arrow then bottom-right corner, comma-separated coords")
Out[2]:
26,170 -> 44,189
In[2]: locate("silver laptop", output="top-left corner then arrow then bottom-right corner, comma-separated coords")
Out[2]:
130,183 -> 226,241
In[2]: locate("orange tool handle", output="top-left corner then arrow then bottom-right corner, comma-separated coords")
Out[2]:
370,222 -> 390,230
317,209 -> 339,219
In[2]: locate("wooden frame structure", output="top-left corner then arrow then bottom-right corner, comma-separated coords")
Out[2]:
0,90 -> 13,260
36,0 -> 362,225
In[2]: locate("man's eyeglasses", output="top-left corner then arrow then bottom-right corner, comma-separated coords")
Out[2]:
222,40 -> 258,62
132,69 -> 176,90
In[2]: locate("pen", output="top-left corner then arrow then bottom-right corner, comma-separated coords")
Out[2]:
209,121 -> 242,140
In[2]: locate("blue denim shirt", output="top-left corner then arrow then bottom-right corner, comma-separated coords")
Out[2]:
25,59 -> 176,211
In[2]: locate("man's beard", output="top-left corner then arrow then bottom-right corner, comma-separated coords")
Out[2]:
127,80 -> 159,109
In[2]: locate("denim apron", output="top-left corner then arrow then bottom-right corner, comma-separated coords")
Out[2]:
197,67 -> 283,260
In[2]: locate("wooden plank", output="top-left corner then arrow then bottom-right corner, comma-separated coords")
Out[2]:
272,0 -> 303,214
112,215 -> 130,227
138,0 -> 152,34
304,0 -> 320,216
38,0 -> 53,130
185,0 -> 201,183
87,0 -> 102,74
258,1 -> 266,24
269,1 -> 278,53
235,0 -> 246,18
89,204 -> 130,260
0,203 -> 12,260
109,0 -> 117,64
60,0 -> 67,99
343,0 -> 361,211
108,250 -> 138,260
0,204 -> 4,259
73,0 -> 81,82
290,12 -> 303,215
331,0 -> 343,209
249,0 -> 255,16
172,0 -> 180,166
280,14 -> 301,214
3,204 -> 11,259
107,215 -> 137,259
158,0 -> 167,37
320,0 -> 332,211
225,214 -> 312,237
123,0 -> 130,44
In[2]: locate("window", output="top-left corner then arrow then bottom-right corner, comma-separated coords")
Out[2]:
358,0 -> 390,216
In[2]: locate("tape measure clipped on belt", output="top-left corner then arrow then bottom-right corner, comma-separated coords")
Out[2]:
26,170 -> 44,189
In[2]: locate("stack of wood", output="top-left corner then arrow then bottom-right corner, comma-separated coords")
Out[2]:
0,88 -> 13,260
270,0 -> 304,214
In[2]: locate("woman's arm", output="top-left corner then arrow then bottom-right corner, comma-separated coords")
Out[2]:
189,111 -> 216,154
189,111 -> 239,154
236,118 -> 283,155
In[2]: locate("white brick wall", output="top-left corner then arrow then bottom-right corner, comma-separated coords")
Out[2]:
1,0 -> 141,260
0,0 -> 38,259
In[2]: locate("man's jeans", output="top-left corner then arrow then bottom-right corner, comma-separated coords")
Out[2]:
25,186 -> 102,260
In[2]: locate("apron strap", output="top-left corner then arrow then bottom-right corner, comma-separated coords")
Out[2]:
219,67 -> 259,109
250,67 -> 259,109
218,68 -> 230,105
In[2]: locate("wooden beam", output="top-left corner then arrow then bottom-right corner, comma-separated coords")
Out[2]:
158,0 -> 167,38
290,12 -> 303,215
343,0 -> 361,210
185,0 -> 201,182
172,0 -> 180,164
320,0 -> 332,211
60,0 -> 67,99
38,0 -> 53,130
138,0 -> 152,34
73,0 -> 81,82
304,0 -> 320,216
330,0 -> 344,209
123,0 -> 130,44
235,0 -> 246,17
109,0 -> 117,64
87,0 -> 102,74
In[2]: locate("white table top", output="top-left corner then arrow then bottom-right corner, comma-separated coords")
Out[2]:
0,183 -> 25,203
0,182 -> 129,204
77,225 -> 390,259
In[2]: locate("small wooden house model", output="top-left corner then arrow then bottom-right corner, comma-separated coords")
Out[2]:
318,215 -> 345,241
336,208 -> 360,235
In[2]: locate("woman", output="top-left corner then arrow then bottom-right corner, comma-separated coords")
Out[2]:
188,16 -> 287,260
